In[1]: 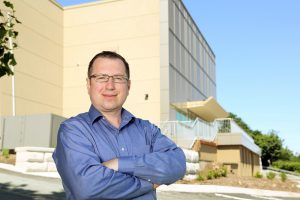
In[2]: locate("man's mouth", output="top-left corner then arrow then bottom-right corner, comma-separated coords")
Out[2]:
103,94 -> 117,97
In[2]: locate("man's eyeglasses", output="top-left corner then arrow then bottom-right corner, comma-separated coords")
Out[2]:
89,74 -> 129,83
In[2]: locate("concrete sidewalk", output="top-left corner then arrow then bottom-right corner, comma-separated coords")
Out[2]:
157,184 -> 300,198
1,163 -> 300,198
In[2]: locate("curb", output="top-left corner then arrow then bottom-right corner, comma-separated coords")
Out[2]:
157,184 -> 300,198
1,163 -> 300,197
0,163 -> 60,179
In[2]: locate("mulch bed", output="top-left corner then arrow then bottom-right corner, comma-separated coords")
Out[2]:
177,174 -> 300,192
0,154 -> 16,165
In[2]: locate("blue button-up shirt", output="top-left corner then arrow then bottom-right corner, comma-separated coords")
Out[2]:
53,105 -> 186,200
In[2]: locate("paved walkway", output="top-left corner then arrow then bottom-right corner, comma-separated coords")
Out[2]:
1,163 -> 300,199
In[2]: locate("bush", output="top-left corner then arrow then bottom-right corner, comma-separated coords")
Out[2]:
220,166 -> 228,177
1,148 -> 10,159
197,164 -> 228,182
196,174 -> 205,181
254,171 -> 263,178
266,172 -> 276,180
272,160 -> 300,172
280,172 -> 287,182
206,171 -> 214,180
213,170 -> 221,178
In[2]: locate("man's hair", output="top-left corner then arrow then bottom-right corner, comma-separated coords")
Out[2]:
88,51 -> 130,79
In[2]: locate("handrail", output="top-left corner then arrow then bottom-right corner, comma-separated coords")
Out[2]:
267,166 -> 300,177
215,118 -> 254,143
158,118 -> 217,148
159,117 -> 260,152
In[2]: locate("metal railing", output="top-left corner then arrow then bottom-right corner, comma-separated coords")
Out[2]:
159,118 -> 217,148
158,118 -> 259,152
267,166 -> 300,177
215,118 -> 255,143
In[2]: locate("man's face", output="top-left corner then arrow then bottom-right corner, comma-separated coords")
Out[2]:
86,57 -> 130,114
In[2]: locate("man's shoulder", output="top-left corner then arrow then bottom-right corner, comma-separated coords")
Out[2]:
133,117 -> 149,125
133,118 -> 159,131
61,112 -> 90,126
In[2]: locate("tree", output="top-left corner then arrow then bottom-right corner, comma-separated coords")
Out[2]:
255,130 -> 283,166
0,0 -> 21,78
229,113 -> 287,166
279,147 -> 293,161
228,113 -> 262,139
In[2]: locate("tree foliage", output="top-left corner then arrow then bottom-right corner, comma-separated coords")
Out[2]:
0,0 -> 21,78
229,112 -> 293,166
255,130 -> 283,166
279,147 -> 293,161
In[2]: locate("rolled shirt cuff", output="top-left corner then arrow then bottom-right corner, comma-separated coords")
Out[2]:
139,178 -> 154,193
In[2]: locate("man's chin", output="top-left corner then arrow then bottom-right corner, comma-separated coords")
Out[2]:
101,105 -> 122,113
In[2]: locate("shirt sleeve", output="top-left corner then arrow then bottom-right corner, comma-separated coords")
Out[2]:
118,121 -> 186,185
53,122 -> 153,200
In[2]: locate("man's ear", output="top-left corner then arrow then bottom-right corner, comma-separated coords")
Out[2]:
86,77 -> 91,95
127,80 -> 131,91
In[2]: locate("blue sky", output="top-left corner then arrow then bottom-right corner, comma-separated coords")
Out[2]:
182,0 -> 300,154
57,0 -> 300,154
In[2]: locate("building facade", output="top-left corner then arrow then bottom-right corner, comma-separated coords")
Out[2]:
0,0 -> 218,123
166,0 -> 216,121
0,0 -> 63,117
0,0 -> 261,176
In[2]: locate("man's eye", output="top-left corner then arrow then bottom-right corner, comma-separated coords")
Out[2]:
114,76 -> 123,81
96,76 -> 107,80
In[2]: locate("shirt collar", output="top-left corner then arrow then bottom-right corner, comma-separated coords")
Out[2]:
120,108 -> 135,127
88,105 -> 135,125
88,105 -> 103,124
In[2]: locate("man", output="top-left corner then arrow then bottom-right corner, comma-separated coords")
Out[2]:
53,51 -> 186,200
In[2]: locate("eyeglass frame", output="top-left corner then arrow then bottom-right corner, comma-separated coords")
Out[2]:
89,73 -> 129,83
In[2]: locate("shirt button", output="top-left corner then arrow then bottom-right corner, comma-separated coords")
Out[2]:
121,147 -> 125,151
148,179 -> 151,182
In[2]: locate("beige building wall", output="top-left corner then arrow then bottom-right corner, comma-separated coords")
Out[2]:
192,140 -> 217,162
217,146 -> 241,175
240,146 -> 261,176
159,0 -> 170,121
199,142 -> 217,162
0,0 -> 217,125
62,0 -> 161,122
0,0 -> 63,116
217,145 -> 260,176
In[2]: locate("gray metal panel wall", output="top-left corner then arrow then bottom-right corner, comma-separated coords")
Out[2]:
0,117 -> 4,149
0,114 -> 66,149
23,114 -> 52,147
51,114 -> 66,148
2,116 -> 24,149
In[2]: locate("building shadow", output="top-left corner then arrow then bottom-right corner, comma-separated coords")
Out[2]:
0,182 -> 66,200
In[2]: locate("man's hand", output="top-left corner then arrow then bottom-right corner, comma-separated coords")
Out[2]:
102,158 -> 119,171
153,184 -> 160,190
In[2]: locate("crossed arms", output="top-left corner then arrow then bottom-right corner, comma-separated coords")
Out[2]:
53,122 -> 186,200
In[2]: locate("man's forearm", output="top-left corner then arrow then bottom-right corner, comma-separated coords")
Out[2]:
117,147 -> 186,185
102,158 -> 161,190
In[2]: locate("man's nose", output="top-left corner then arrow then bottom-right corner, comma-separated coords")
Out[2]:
105,77 -> 115,89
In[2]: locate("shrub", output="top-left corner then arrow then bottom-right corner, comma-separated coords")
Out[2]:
266,172 -> 276,180
198,164 -> 228,182
272,160 -> 300,172
280,172 -> 287,182
213,170 -> 220,178
1,148 -> 10,158
220,166 -> 228,177
196,174 -> 205,181
206,171 -> 214,180
254,171 -> 263,178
